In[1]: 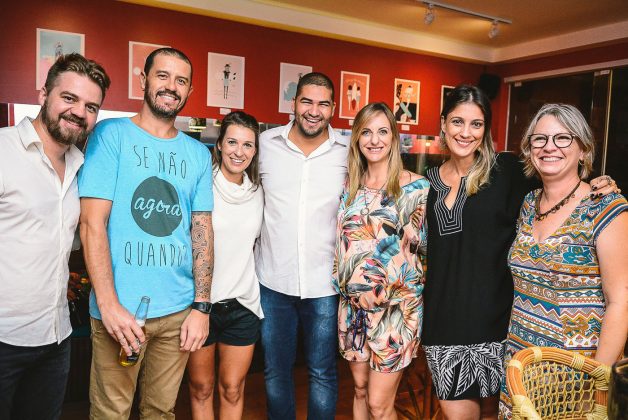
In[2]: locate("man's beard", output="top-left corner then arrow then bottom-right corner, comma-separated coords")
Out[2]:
294,112 -> 328,138
145,86 -> 187,119
41,101 -> 88,146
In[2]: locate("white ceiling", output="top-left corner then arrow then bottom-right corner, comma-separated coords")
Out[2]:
123,0 -> 628,63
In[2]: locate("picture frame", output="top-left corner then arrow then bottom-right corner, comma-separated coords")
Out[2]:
207,52 -> 245,109
278,63 -> 312,114
339,71 -> 370,120
36,28 -> 84,90
393,78 -> 420,125
441,85 -> 455,112
129,41 -> 169,100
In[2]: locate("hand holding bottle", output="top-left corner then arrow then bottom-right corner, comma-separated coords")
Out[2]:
100,300 -> 145,356
118,296 -> 150,367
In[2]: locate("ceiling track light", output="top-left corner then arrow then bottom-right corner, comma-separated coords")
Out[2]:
488,20 -> 499,39
419,1 -> 511,38
424,3 -> 435,25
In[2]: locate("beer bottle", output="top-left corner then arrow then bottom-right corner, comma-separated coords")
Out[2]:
118,296 -> 150,367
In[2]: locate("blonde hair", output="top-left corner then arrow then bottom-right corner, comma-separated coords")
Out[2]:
346,102 -> 403,205
520,103 -> 595,179
439,85 -> 495,196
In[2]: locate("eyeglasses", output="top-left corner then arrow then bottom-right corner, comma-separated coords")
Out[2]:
528,133 -> 577,148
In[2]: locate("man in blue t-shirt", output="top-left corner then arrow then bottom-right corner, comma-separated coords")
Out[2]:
78,48 -> 214,418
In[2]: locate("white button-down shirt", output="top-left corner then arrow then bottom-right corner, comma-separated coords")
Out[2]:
256,121 -> 348,298
0,118 -> 83,346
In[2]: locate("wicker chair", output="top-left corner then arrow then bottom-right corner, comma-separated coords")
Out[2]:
506,347 -> 611,420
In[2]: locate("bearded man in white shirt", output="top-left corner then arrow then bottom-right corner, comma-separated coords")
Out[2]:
0,53 -> 110,420
256,72 -> 348,419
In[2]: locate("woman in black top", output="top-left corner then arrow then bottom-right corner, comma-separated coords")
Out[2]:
422,85 -> 616,419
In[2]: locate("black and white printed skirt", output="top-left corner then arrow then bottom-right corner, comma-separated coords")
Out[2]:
423,341 -> 505,400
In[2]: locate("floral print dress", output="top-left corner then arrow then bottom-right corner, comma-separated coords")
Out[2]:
332,178 -> 429,373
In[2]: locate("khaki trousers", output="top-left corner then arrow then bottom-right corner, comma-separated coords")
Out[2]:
89,308 -> 191,419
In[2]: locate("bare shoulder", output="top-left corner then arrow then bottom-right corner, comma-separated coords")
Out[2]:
400,170 -> 425,187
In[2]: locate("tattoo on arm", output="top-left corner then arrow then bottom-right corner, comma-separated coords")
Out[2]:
191,211 -> 213,301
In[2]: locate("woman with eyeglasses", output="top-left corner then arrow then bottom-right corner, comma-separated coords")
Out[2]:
187,111 -> 264,420
332,102 -> 429,419
421,86 -> 619,420
499,104 -> 628,418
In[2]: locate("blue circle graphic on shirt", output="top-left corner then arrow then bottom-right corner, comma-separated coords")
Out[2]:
131,176 -> 182,237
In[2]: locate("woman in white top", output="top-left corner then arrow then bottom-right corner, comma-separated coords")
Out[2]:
187,111 -> 264,420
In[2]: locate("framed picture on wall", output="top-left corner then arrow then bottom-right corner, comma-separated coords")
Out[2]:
207,52 -> 245,109
36,28 -> 84,90
278,63 -> 312,114
441,85 -> 455,112
129,41 -> 169,100
393,78 -> 420,125
339,71 -> 370,120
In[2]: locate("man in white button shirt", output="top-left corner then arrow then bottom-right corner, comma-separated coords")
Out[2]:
0,54 -> 110,420
256,72 -> 348,419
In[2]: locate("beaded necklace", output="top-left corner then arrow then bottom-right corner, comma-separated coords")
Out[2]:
535,179 -> 581,221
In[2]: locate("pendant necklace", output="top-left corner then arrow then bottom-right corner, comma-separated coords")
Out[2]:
360,179 -> 387,216
535,179 -> 581,221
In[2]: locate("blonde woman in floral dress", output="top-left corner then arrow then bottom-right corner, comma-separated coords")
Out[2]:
332,102 -> 429,419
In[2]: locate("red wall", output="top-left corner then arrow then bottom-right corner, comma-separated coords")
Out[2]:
0,0 -> 486,138
4,0 -> 623,150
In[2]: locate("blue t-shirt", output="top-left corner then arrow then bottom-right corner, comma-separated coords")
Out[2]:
78,117 -> 213,319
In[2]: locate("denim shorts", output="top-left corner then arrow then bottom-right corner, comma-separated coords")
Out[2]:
203,299 -> 261,347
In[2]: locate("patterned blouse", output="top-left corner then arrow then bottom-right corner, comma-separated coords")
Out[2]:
332,178 -> 429,373
499,191 -> 628,417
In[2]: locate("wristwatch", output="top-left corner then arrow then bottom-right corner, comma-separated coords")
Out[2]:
191,301 -> 212,314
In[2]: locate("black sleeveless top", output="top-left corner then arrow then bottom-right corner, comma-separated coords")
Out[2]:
422,152 -> 538,345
